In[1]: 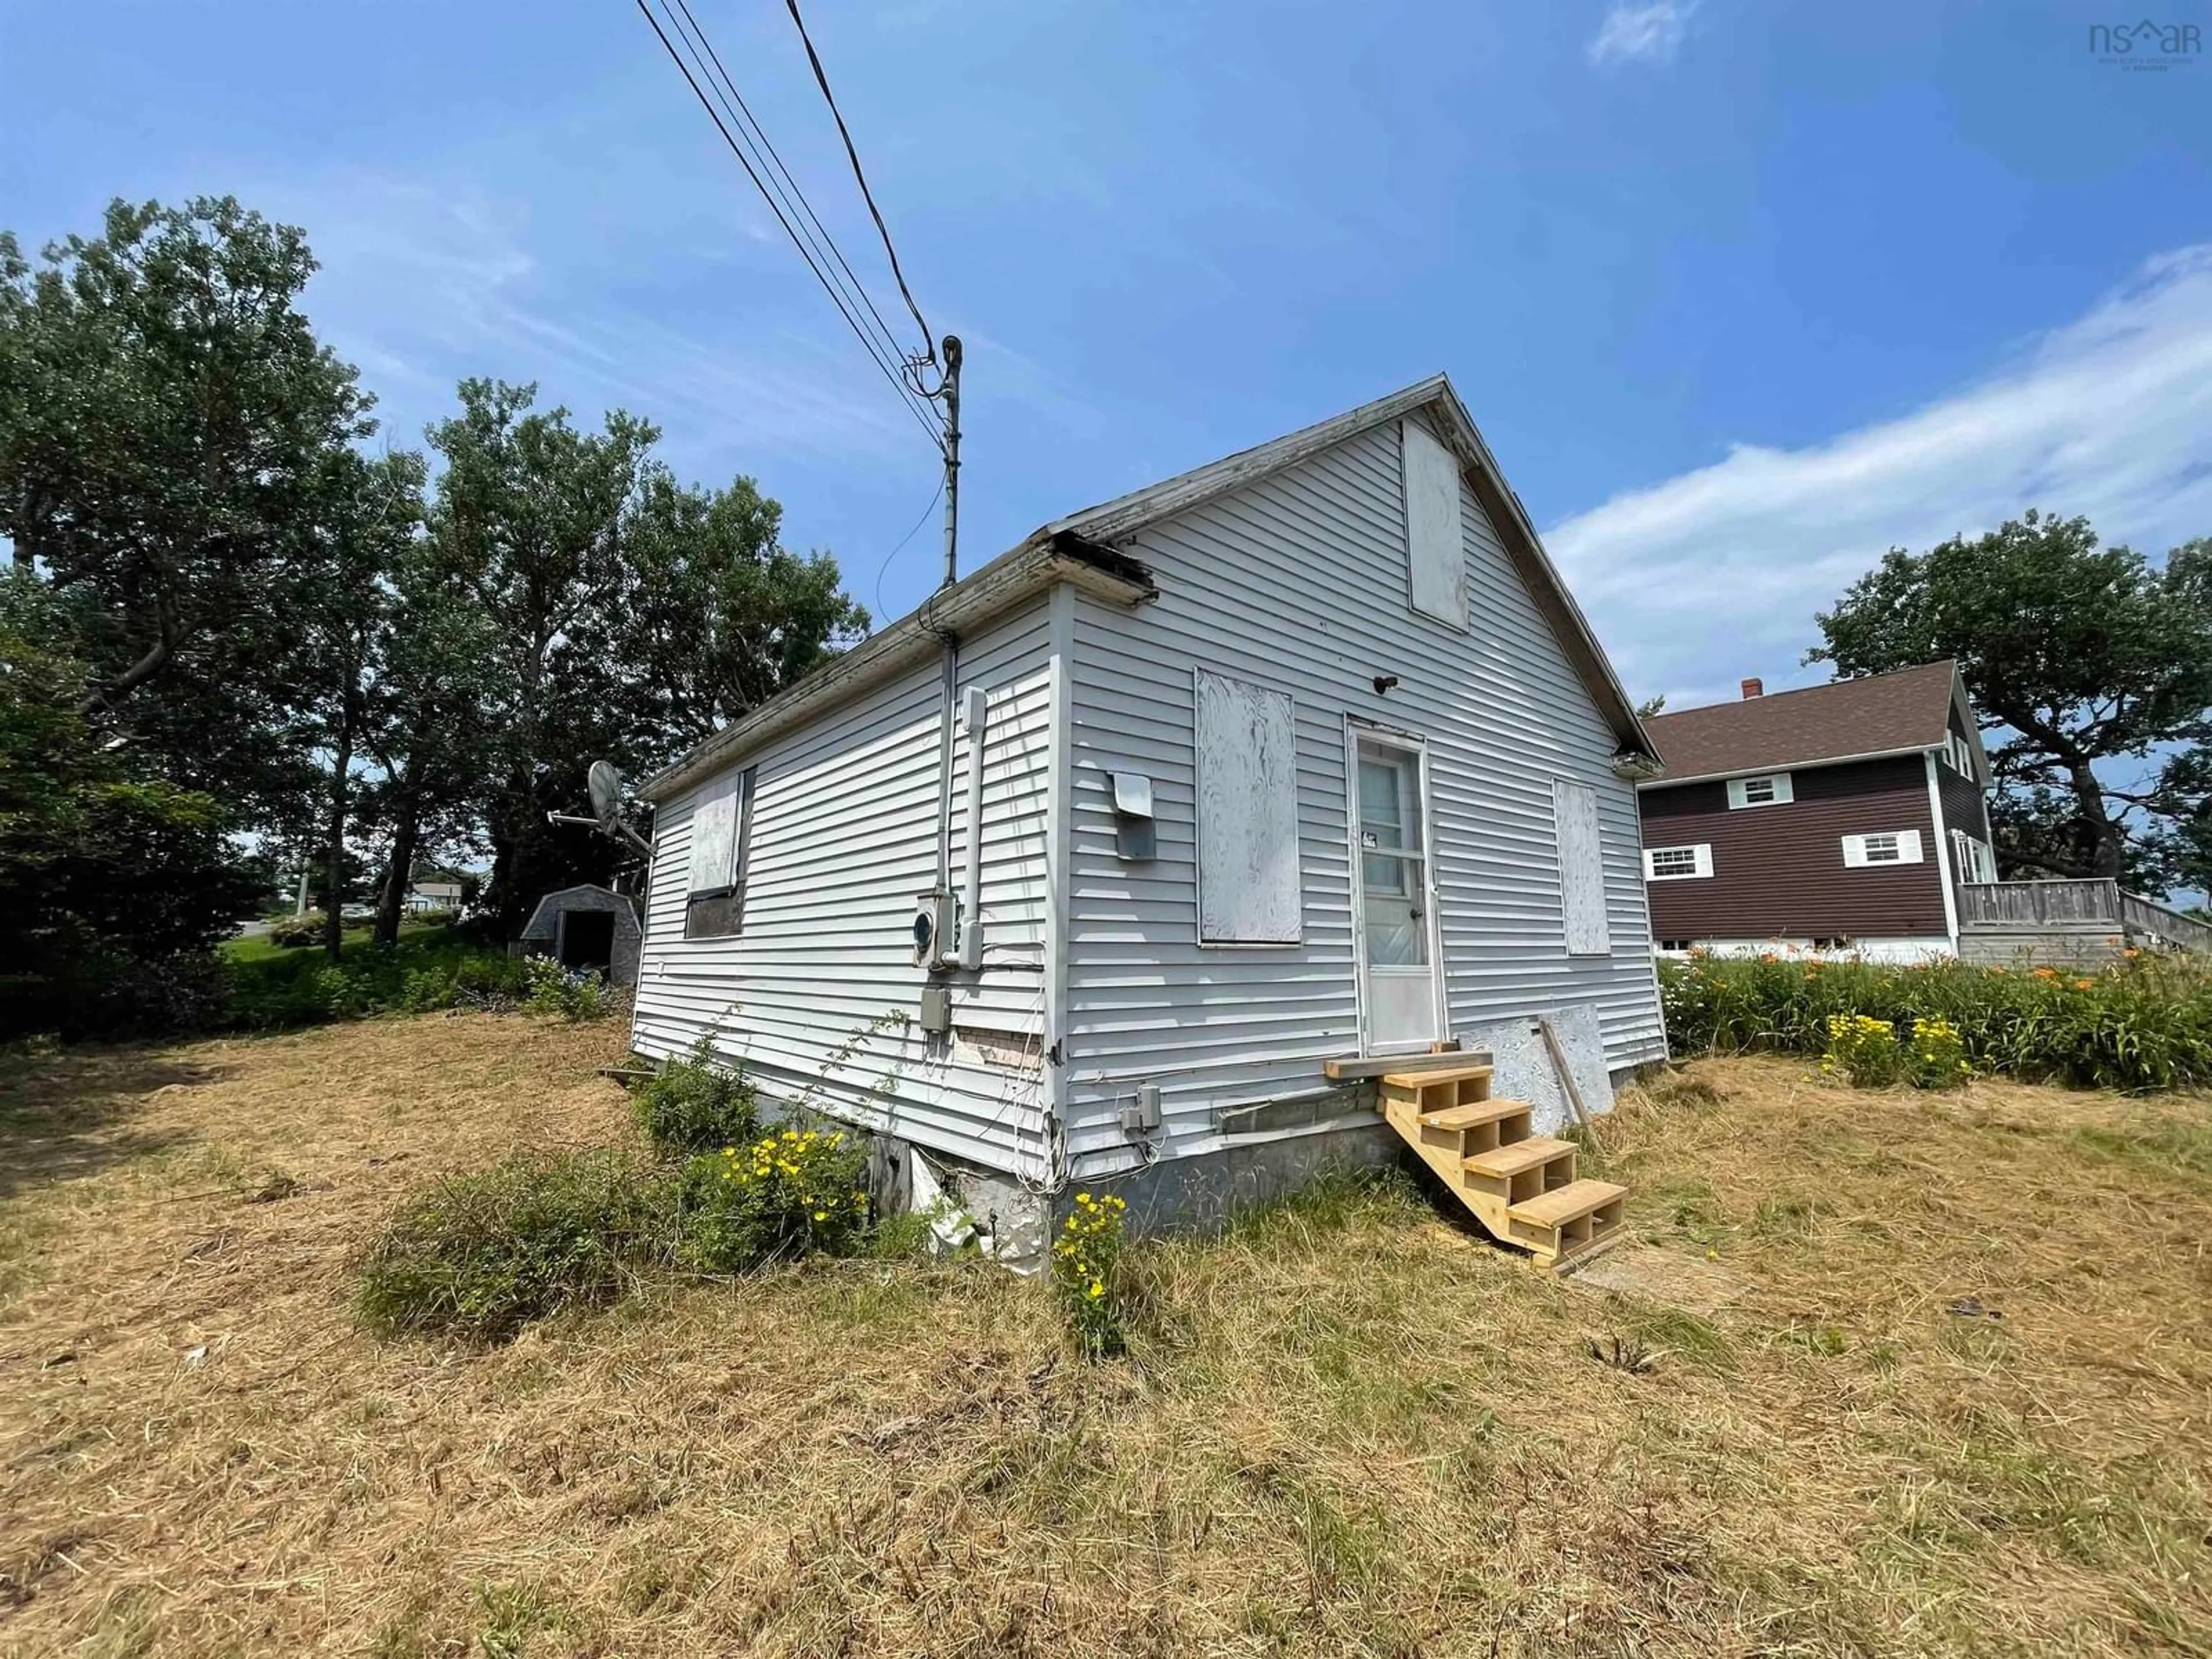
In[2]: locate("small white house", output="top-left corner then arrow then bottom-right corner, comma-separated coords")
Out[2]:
632,376 -> 1666,1249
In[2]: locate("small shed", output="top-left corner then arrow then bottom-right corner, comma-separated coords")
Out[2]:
518,885 -> 642,986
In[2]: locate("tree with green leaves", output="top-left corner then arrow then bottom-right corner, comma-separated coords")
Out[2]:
619,467 -> 867,751
0,197 -> 374,828
424,380 -> 659,928
296,448 -> 427,958
1812,512 -> 2212,886
0,572 -> 260,1035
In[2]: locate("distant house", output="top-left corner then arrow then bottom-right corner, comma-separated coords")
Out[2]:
1637,662 -> 1995,960
405,869 -> 469,914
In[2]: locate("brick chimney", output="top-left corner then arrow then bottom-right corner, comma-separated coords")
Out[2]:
1740,677 -> 1764,699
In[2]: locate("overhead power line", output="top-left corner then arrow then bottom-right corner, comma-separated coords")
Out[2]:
663,0 -> 918,383
632,0 -> 944,450
781,0 -> 937,387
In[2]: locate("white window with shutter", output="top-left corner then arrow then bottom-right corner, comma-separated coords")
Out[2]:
1726,773 -> 1793,809
1643,843 -> 1713,880
1194,670 -> 1302,944
1842,829 -> 1922,867
1552,778 -> 1611,956
1402,419 -> 1467,630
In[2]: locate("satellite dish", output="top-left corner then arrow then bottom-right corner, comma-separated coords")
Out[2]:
548,760 -> 654,858
588,761 -> 625,834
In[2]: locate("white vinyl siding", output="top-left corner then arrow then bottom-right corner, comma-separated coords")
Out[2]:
631,600 -> 1058,1177
1843,829 -> 1923,867
1402,419 -> 1468,629
1726,773 -> 1793,809
1194,670 -> 1302,944
1643,843 -> 1713,880
1553,778 -> 1609,956
1063,414 -> 1664,1171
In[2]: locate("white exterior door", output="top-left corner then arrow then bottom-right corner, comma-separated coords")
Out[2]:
1353,733 -> 1442,1053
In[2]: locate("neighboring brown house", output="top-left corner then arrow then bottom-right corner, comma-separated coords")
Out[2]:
1637,662 -> 1995,960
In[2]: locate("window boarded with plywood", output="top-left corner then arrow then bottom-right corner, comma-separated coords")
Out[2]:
1194,669 -> 1302,944
1554,777 -> 1610,956
1403,418 -> 1467,630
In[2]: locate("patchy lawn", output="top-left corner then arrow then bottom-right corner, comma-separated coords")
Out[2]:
2,1019 -> 2209,1657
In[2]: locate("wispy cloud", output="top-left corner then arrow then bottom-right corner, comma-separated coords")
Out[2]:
1587,1 -> 1699,68
1546,245 -> 2212,705
266,173 -> 941,475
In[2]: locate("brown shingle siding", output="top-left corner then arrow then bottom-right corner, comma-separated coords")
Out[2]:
1641,755 -> 1948,940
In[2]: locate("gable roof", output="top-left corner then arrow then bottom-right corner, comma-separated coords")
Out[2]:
1640,661 -> 1979,785
642,374 -> 1653,801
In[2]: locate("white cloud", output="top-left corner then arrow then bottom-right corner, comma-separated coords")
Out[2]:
267,173 -> 936,475
1587,1 -> 1699,67
1545,245 -> 2212,707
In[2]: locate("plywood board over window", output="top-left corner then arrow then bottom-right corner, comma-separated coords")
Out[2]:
1402,419 -> 1467,630
1552,777 -> 1611,956
1194,669 -> 1302,944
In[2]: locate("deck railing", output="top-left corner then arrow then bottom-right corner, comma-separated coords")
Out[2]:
1956,877 -> 2212,953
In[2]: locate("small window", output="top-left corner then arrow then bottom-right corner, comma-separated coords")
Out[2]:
1812,935 -> 1851,951
1842,829 -> 1922,868
684,766 -> 755,938
1726,773 -> 1793,809
1643,843 -> 1712,880
1657,938 -> 1694,952
1944,732 -> 1976,776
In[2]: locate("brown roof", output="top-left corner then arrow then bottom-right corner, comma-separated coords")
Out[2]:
1643,661 -> 1960,781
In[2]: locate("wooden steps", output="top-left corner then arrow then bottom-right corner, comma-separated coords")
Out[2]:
1377,1065 -> 1630,1270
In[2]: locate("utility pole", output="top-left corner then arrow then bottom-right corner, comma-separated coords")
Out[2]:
929,334 -> 965,931
938,334 -> 963,588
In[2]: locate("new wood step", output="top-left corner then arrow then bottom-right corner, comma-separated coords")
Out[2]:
1509,1179 -> 1628,1229
1419,1098 -> 1531,1132
1380,1064 -> 1493,1092
1463,1136 -> 1575,1178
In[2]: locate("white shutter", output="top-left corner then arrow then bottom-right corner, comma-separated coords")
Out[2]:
685,772 -> 742,894
1726,773 -> 1793,808
1842,830 -> 1923,868
1553,779 -> 1611,956
1195,670 -> 1302,944
1402,420 -> 1467,629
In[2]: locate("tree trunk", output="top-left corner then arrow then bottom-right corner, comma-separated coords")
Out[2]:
322,727 -> 354,961
376,799 -> 420,948
2068,760 -> 2126,879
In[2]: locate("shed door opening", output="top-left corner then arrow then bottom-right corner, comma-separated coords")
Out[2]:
1353,734 -> 1442,1052
557,908 -> 616,973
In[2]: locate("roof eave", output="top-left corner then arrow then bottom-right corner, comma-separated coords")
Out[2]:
1635,742 -> 1938,790
639,531 -> 1156,802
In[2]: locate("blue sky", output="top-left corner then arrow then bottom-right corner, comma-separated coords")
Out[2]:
5,0 -> 2209,710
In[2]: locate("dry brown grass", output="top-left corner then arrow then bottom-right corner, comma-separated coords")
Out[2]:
3,1023 -> 2210,1658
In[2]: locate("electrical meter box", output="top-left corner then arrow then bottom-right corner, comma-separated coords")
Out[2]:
912,890 -> 956,969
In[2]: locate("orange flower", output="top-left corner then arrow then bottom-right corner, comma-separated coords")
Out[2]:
2074,978 -> 2094,991
2032,967 -> 2058,980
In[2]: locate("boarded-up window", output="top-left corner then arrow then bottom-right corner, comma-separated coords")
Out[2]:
1402,419 -> 1466,630
1552,778 -> 1610,957
684,767 -> 755,938
1195,670 -> 1301,944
